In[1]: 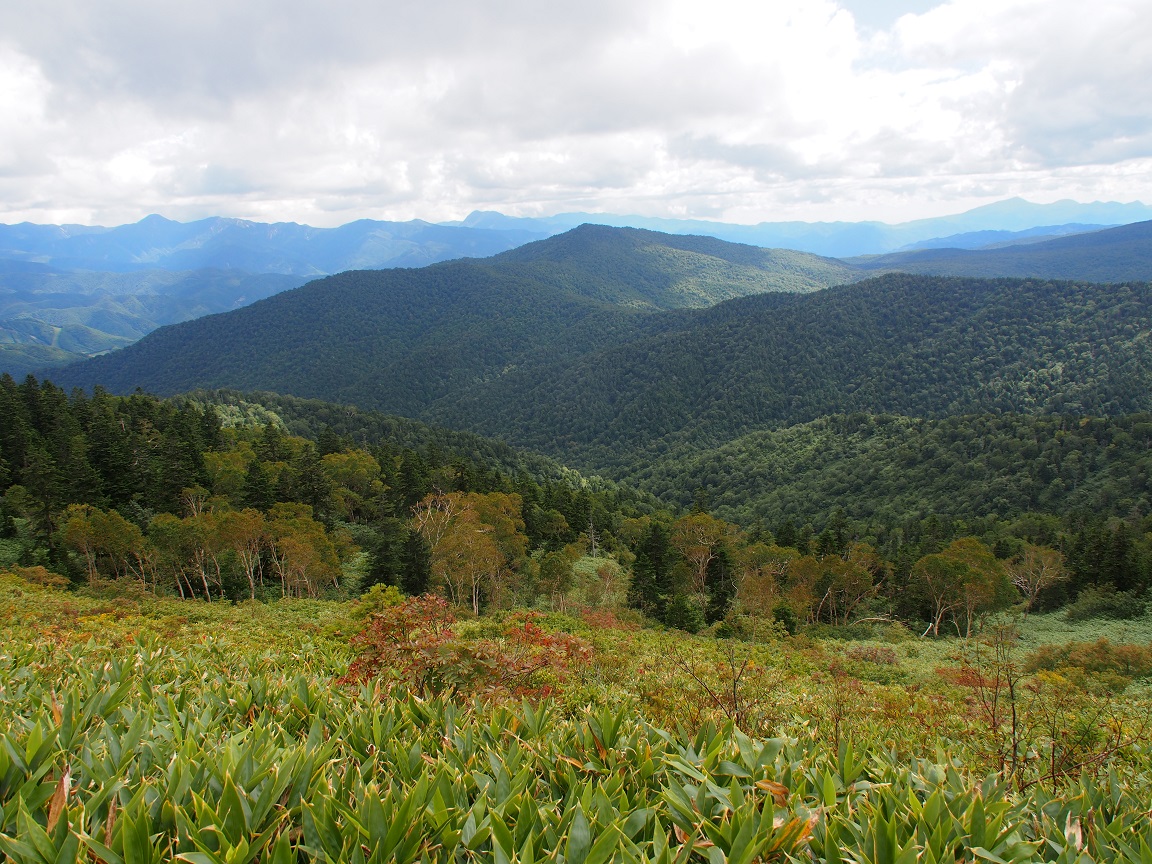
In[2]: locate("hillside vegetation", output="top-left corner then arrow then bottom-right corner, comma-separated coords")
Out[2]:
0,268 -> 305,377
51,226 -> 855,416
51,226 -> 1152,476
626,412 -> 1152,527
492,224 -> 861,308
854,220 -> 1152,282
9,571 -> 1152,863
430,274 -> 1152,469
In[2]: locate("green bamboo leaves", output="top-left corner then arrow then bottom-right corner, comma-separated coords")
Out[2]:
5,595 -> 1152,863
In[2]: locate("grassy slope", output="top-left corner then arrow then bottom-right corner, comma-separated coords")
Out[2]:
5,570 -> 1152,861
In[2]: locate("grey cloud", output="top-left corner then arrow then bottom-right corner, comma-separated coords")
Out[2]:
2,0 -> 1151,226
8,0 -> 648,116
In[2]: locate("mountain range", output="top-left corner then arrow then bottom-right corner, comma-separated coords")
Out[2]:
851,220 -> 1152,282
0,215 -> 544,276
50,224 -> 1152,483
448,198 -> 1152,257
5,203 -> 1152,381
0,268 -> 306,377
49,226 -> 854,409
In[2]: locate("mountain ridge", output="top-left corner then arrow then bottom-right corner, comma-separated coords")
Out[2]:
852,220 -> 1152,282
47,225 -> 1152,480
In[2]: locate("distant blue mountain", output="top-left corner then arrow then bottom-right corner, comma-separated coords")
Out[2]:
4,198 -> 1149,274
0,215 -> 548,276
0,268 -> 307,379
896,223 -> 1116,252
850,220 -> 1152,282
445,198 -> 1152,257
5,199 -> 1150,380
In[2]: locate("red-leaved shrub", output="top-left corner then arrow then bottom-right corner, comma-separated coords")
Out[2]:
342,594 -> 590,700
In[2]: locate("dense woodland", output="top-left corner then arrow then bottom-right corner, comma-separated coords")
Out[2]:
628,412 -> 1152,525
6,375 -> 1152,639
13,232 -> 1152,633
53,250 -> 1152,479
447,274 -> 1152,469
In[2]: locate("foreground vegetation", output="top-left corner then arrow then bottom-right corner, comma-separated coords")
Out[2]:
5,570 -> 1152,863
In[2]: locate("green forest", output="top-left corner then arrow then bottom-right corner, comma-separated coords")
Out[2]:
7,375 -> 1152,635
53,255 -> 1152,479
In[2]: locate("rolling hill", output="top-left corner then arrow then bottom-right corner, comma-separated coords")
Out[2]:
49,225 -> 858,414
851,220 -> 1152,282
50,224 -> 1152,480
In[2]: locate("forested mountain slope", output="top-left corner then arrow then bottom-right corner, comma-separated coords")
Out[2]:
57,263 -> 1152,477
853,220 -> 1152,282
54,261 -> 655,415
190,389 -> 598,486
624,412 -> 1152,528
427,274 -> 1152,468
51,225 -> 855,406
489,224 -> 860,308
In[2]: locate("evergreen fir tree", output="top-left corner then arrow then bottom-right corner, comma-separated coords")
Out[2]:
627,521 -> 673,621
401,528 -> 432,595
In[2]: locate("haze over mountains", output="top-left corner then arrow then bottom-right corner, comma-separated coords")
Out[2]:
0,216 -> 540,376
4,198 -> 1152,381
449,198 -> 1152,257
0,215 -> 543,275
853,220 -> 1152,282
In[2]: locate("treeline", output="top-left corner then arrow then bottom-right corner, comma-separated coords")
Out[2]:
7,375 -> 1152,630
188,389 -> 589,487
620,505 -> 1152,635
0,376 -> 649,603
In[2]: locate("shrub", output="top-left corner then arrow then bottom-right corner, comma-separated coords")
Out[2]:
881,622 -> 912,643
720,613 -> 789,643
1025,638 -> 1152,679
845,644 -> 898,665
3,565 -> 70,590
664,594 -> 705,633
349,583 -> 405,625
770,601 -> 798,634
580,606 -> 640,631
804,622 -> 878,641
1064,584 -> 1146,621
342,594 -> 591,699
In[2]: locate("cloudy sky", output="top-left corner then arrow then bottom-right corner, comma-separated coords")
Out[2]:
2,0 -> 1149,227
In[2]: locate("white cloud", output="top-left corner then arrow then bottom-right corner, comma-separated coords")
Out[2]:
0,0 -> 1149,226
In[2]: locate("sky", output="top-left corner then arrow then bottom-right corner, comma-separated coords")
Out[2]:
1,0 -> 1150,227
